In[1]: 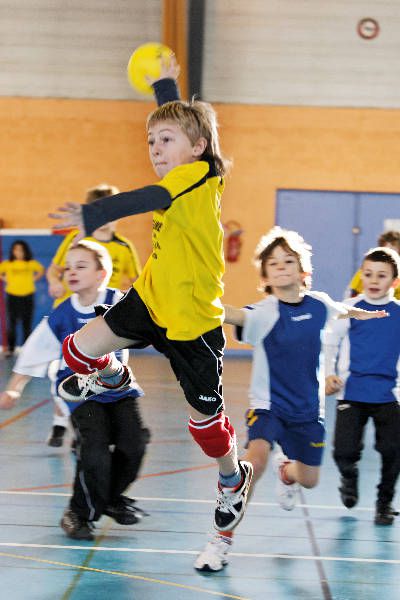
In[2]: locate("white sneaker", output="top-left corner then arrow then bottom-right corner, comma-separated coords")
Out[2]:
58,366 -> 134,402
214,460 -> 253,531
194,534 -> 231,572
273,450 -> 299,511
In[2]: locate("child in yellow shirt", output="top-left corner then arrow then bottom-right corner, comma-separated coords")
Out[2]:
0,240 -> 44,356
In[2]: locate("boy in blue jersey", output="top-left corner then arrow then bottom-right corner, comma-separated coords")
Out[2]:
195,227 -> 387,572
0,241 -> 148,540
325,247 -> 400,525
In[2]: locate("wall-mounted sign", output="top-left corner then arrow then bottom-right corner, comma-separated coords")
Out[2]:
357,18 -> 380,40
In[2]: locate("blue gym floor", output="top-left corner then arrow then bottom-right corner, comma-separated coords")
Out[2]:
0,353 -> 399,600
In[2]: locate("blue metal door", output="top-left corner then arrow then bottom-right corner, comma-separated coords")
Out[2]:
276,190 -> 400,300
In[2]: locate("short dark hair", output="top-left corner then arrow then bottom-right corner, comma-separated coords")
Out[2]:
363,246 -> 400,279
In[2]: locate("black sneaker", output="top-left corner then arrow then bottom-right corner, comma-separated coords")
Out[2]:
58,365 -> 134,403
339,475 -> 358,508
104,495 -> 148,525
214,460 -> 253,531
374,503 -> 399,526
47,425 -> 66,448
60,508 -> 95,540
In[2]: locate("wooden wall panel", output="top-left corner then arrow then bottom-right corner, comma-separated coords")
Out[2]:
0,0 -> 162,100
203,0 -> 400,107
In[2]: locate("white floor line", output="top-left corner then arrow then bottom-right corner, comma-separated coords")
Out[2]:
0,490 -> 375,511
0,542 -> 399,565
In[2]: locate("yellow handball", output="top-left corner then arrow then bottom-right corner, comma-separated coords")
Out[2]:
127,42 -> 173,96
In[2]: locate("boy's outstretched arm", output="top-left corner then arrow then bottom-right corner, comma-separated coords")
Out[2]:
338,306 -> 388,320
224,305 -> 245,326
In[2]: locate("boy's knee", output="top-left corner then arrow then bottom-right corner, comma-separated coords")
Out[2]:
188,413 -> 235,458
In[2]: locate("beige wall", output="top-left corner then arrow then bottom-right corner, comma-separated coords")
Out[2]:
2,97 -> 400,347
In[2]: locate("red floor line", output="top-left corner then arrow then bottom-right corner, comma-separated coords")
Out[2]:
7,463 -> 215,492
0,399 -> 51,429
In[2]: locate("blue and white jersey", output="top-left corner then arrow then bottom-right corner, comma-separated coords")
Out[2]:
14,288 -> 143,412
240,291 -> 347,422
324,294 -> 400,404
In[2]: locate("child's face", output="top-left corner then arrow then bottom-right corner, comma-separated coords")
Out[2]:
147,120 -> 205,178
361,260 -> 397,300
64,248 -> 105,295
12,244 -> 25,260
263,245 -> 304,291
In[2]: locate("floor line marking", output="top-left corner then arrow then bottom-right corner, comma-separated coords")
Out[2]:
0,399 -> 51,429
300,488 -> 332,600
0,544 -> 399,565
0,551 -> 249,599
0,490 -> 376,511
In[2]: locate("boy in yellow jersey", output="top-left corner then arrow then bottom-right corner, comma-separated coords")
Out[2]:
50,63 -> 253,536
346,230 -> 400,299
47,183 -> 142,308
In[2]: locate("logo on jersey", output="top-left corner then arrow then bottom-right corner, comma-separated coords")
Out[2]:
199,394 -> 217,402
291,313 -> 312,322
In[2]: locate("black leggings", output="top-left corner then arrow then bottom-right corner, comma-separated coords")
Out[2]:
6,293 -> 34,351
70,397 -> 148,521
333,400 -> 400,505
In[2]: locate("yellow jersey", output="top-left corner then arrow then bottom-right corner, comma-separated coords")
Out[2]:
0,259 -> 44,295
134,161 -> 225,340
52,231 -> 141,307
349,269 -> 400,300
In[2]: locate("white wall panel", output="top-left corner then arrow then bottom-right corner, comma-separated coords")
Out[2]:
203,0 -> 400,108
0,0 -> 162,99
1,0 -> 399,107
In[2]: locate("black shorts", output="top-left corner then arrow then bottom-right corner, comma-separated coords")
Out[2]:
103,288 -> 225,416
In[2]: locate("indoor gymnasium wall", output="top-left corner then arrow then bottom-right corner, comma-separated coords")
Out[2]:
2,1 -> 400,348
2,96 -> 400,347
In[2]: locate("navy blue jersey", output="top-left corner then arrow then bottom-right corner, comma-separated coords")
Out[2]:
14,288 -> 143,412
325,294 -> 400,404
239,291 -> 346,422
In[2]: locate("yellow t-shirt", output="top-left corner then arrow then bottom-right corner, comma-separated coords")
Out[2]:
0,259 -> 44,295
52,231 -> 142,307
134,161 -> 225,340
349,269 -> 400,300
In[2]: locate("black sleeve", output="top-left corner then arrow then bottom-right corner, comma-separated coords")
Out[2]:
235,325 -> 244,342
82,185 -> 172,235
152,78 -> 181,106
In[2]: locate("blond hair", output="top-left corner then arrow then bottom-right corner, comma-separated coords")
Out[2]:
147,100 -> 230,176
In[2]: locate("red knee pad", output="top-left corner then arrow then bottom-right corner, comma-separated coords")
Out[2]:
62,333 -> 111,374
188,413 -> 236,458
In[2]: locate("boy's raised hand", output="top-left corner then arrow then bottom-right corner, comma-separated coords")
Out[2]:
147,54 -> 180,86
49,202 -> 85,243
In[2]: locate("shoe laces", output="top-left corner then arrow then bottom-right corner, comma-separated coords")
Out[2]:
76,373 -> 101,396
216,486 -> 240,513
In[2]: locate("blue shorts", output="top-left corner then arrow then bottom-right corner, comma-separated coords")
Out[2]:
246,409 -> 325,466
